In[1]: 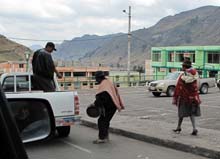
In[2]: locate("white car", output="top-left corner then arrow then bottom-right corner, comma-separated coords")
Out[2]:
148,71 -> 216,97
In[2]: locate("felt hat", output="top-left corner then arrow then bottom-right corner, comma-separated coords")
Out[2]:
86,103 -> 100,118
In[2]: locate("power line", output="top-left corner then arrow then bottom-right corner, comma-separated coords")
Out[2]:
8,37 -> 64,42
7,34 -> 126,42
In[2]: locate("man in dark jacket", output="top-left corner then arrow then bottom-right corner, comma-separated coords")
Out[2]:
32,42 -> 62,92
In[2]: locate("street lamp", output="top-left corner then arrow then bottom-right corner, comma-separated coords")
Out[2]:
123,6 -> 131,86
25,51 -> 31,72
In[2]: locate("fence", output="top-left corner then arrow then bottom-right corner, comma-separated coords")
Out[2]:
58,74 -> 167,90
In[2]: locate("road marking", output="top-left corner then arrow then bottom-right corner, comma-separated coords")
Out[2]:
60,139 -> 92,154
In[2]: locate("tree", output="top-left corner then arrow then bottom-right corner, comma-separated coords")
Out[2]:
133,65 -> 137,71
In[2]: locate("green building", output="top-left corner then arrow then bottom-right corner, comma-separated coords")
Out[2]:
151,46 -> 220,79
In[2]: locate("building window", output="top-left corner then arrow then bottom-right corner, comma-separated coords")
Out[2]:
175,51 -> 184,62
82,82 -> 88,86
64,72 -> 71,77
59,72 -> 63,77
175,51 -> 195,62
90,82 -> 94,88
91,72 -> 96,77
66,82 -> 72,86
19,64 -> 24,68
73,72 -> 86,77
152,51 -> 161,62
208,51 -> 220,64
168,51 -> 175,62
104,71 -> 109,76
183,51 -> 195,62
191,53 -> 195,62
159,68 -> 166,72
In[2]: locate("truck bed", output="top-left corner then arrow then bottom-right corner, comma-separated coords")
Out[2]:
6,91 -> 76,117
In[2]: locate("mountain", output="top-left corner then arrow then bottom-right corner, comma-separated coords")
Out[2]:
54,6 -> 220,67
53,33 -> 124,60
0,35 -> 32,62
29,44 -> 42,51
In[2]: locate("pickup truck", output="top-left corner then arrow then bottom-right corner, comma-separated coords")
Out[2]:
148,71 -> 216,97
0,72 -> 81,143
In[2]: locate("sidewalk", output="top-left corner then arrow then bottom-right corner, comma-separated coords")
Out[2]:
81,112 -> 220,159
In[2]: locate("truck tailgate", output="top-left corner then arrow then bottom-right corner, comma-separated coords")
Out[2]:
6,91 -> 75,117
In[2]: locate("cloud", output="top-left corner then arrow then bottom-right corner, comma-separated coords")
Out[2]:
0,0 -> 75,19
130,0 -> 157,7
0,24 -> 6,33
75,16 -> 127,34
0,0 -> 220,46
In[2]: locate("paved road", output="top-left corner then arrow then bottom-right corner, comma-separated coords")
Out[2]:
78,86 -> 220,131
26,125 -> 208,159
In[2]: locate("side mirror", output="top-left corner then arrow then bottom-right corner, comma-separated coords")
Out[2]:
7,99 -> 55,143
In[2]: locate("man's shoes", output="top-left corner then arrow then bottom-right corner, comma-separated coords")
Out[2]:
93,139 -> 108,144
191,129 -> 198,136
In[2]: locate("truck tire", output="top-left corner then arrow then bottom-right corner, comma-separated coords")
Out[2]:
166,86 -> 175,97
200,84 -> 208,94
152,92 -> 161,97
57,126 -> 70,137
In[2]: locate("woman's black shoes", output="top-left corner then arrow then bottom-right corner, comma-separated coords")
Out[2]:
173,128 -> 198,135
173,128 -> 181,133
173,128 -> 198,136
191,129 -> 198,136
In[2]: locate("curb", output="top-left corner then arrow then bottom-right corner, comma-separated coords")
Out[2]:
81,119 -> 220,159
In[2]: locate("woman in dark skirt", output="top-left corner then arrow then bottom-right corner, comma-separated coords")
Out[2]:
172,59 -> 201,136
93,71 -> 124,144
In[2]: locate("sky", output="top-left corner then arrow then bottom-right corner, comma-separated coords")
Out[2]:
0,0 -> 220,47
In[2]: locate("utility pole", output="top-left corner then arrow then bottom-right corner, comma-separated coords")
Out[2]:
25,51 -> 31,72
123,6 -> 131,86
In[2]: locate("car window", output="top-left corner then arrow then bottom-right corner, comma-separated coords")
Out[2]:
164,72 -> 180,80
2,76 -> 33,92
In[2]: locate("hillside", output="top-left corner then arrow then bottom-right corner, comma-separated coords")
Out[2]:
51,6 -> 220,67
0,35 -> 31,62
54,33 -> 124,60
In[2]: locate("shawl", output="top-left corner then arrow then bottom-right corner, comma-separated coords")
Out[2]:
96,79 -> 124,111
173,69 -> 201,106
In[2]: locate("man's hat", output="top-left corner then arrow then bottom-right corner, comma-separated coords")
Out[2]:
45,42 -> 56,51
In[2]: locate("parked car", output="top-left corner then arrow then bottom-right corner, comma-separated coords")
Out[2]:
147,71 -> 216,97
0,72 -> 81,143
